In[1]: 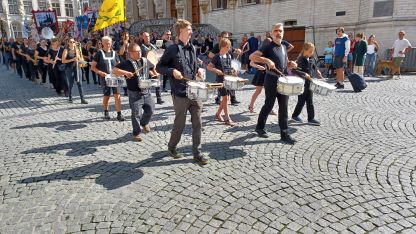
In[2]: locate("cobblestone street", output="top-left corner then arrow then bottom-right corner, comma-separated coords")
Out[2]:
1,65 -> 416,233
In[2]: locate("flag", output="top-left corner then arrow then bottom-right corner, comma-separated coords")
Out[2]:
93,0 -> 125,32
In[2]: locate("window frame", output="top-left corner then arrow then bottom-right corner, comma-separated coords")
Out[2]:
212,0 -> 228,10
8,0 -> 19,14
65,2 -> 74,17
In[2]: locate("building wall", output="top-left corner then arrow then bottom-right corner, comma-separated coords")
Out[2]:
202,0 -> 416,58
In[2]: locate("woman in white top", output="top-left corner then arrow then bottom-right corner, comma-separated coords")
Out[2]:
364,35 -> 380,77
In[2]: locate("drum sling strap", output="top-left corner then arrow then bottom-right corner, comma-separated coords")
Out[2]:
99,50 -> 116,75
130,58 -> 150,93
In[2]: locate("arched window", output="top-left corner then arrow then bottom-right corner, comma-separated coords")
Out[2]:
11,21 -> 22,38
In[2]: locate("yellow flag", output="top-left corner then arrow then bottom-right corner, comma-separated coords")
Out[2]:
93,0 -> 125,32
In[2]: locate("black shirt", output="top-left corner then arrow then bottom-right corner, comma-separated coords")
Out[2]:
156,41 -> 198,98
115,58 -> 155,92
48,47 -> 62,67
211,43 -> 235,59
296,56 -> 313,86
93,50 -> 120,78
37,46 -> 48,66
259,41 -> 288,77
211,53 -> 232,83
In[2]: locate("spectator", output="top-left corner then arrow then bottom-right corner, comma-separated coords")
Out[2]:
364,34 -> 380,77
333,27 -> 350,89
247,32 -> 259,72
240,34 -> 249,71
391,31 -> 412,78
324,41 -> 334,77
348,33 -> 355,71
205,34 -> 214,51
352,33 -> 367,76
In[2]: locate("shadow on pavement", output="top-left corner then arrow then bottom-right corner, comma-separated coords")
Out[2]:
12,118 -> 103,131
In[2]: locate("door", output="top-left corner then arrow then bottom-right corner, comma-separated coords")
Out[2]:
191,0 -> 200,24
170,0 -> 177,18
284,27 -> 305,61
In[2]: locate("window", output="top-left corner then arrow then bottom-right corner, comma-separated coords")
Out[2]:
11,22 -> 22,38
51,2 -> 61,16
38,0 -> 48,10
284,20 -> 297,26
23,0 -> 33,14
336,11 -> 346,16
65,3 -> 73,17
373,0 -> 393,17
212,0 -> 227,9
8,0 -> 19,14
0,3 -> 3,13
242,0 -> 260,5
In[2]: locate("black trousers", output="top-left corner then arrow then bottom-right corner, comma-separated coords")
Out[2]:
292,83 -> 315,120
38,64 -> 48,83
22,60 -> 30,79
162,75 -> 167,89
256,74 -> 289,131
16,57 -> 23,77
83,65 -> 94,84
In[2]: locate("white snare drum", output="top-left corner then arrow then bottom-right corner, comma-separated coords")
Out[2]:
117,77 -> 127,87
310,79 -> 336,96
277,76 -> 305,96
150,78 -> 160,87
186,81 -> 216,102
105,75 -> 119,87
223,76 -> 248,90
139,79 -> 152,89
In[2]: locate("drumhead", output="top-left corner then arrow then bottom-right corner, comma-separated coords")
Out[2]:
146,50 -> 159,65
231,59 -> 241,71
312,80 -> 336,90
278,76 -> 304,84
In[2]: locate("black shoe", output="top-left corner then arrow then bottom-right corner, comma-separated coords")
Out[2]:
335,83 -> 344,89
117,113 -> 125,121
163,88 -> 168,92
156,98 -> 165,104
231,99 -> 241,104
281,131 -> 296,144
308,119 -> 321,126
193,152 -> 209,165
81,99 -> 88,104
215,98 -> 221,105
104,111 -> 111,120
255,129 -> 269,138
168,148 -> 183,159
68,98 -> 73,103
124,92 -> 128,97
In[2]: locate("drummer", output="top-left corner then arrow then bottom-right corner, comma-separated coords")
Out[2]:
91,36 -> 125,121
156,19 -> 209,165
207,38 -> 237,126
112,43 -> 156,142
249,23 -> 301,144
141,31 -> 164,105
291,42 -> 322,126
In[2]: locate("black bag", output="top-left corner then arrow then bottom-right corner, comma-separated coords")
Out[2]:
348,73 -> 367,92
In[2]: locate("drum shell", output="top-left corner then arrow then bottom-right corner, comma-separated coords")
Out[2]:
186,82 -> 214,102
105,76 -> 119,87
223,76 -> 246,90
276,77 -> 305,96
309,80 -> 335,96
117,77 -> 127,87
139,80 -> 152,89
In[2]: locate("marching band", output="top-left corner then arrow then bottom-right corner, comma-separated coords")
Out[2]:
1,19 -> 337,165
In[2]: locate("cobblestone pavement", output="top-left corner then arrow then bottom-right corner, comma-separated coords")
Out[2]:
1,64 -> 416,234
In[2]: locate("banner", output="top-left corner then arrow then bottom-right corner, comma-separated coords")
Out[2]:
93,0 -> 125,32
75,15 -> 89,38
86,11 -> 98,33
32,10 -> 59,34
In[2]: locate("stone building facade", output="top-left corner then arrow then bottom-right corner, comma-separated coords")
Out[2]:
128,0 -> 416,58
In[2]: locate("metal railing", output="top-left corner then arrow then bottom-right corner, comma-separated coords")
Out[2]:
384,47 -> 416,72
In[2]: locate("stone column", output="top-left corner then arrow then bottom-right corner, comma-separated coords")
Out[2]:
153,0 -> 165,19
137,0 -> 148,20
46,0 -> 52,10
32,0 -> 39,11
59,0 -> 66,17
175,0 -> 185,19
199,0 -> 209,23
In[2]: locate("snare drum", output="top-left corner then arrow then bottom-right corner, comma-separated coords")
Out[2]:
223,76 -> 248,90
150,78 -> 160,87
310,79 -> 336,96
277,76 -> 305,96
139,79 -> 152,89
187,81 -> 216,102
117,77 -> 127,87
105,75 -> 119,87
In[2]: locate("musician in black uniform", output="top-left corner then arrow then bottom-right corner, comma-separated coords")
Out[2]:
12,38 -> 24,78
35,39 -> 49,84
113,43 -> 156,141
141,31 -> 164,105
19,38 -> 31,79
116,31 -> 130,96
249,23 -> 300,144
161,30 -> 173,92
91,36 -> 124,121
156,19 -> 209,165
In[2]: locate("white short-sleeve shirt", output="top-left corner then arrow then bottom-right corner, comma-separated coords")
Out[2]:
392,39 -> 412,58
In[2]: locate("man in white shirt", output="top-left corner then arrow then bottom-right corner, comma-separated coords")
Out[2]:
391,31 -> 412,78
